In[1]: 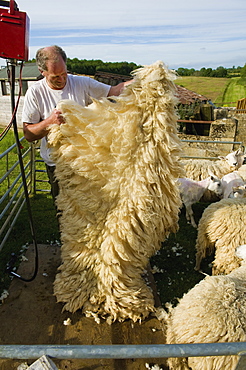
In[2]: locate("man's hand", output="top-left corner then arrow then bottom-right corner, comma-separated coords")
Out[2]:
53,109 -> 65,125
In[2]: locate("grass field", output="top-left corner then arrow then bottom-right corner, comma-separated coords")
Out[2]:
175,76 -> 246,107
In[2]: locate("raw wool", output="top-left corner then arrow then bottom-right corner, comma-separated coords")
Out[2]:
181,149 -> 245,182
195,198 -> 246,275
181,158 -> 234,181
237,164 -> 246,181
166,247 -> 246,370
48,61 -> 184,322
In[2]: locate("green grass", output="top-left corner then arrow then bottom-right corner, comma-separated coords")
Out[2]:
0,193 -> 60,295
0,129 -> 59,294
175,76 -> 246,107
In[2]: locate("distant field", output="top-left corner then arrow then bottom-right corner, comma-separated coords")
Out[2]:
175,76 -> 246,107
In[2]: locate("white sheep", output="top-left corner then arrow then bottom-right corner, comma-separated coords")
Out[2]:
181,149 -> 245,202
195,197 -> 246,275
232,184 -> 246,198
166,243 -> 246,370
47,61 -> 184,322
182,148 -> 245,181
221,171 -> 245,198
178,173 -> 222,228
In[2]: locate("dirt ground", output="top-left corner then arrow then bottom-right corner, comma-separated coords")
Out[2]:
0,244 -> 168,370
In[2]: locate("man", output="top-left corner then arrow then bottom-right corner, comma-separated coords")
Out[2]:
22,45 -> 132,200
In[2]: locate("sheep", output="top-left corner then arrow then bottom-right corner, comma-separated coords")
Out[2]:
232,184 -> 246,198
47,61 -> 184,322
166,244 -> 246,370
178,173 -> 222,228
221,171 -> 246,198
181,148 -> 245,181
237,163 -> 246,181
181,148 -> 245,202
195,197 -> 246,275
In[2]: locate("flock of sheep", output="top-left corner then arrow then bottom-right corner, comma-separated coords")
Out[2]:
166,149 -> 246,369
47,60 -> 246,369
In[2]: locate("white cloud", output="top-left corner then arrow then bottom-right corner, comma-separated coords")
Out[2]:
18,0 -> 246,68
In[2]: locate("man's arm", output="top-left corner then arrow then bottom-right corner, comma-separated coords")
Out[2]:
107,80 -> 133,97
23,109 -> 64,142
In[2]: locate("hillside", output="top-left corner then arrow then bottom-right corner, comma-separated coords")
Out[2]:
174,76 -> 246,107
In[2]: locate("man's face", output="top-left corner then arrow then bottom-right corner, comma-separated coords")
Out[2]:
41,56 -> 67,90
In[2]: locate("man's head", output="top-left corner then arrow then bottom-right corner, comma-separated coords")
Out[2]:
36,45 -> 68,90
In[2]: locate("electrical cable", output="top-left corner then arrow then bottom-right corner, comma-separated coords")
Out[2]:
0,61 -> 23,141
5,59 -> 39,282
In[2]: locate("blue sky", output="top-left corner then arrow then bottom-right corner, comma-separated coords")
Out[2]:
17,0 -> 246,70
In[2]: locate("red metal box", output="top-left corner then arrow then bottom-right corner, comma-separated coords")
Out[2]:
0,6 -> 29,60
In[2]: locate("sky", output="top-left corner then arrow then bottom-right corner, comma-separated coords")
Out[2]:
14,0 -> 246,70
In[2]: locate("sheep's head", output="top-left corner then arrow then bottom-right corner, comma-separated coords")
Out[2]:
207,171 -> 223,197
218,148 -> 245,169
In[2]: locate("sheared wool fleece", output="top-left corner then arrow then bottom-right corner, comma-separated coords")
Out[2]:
195,198 -> 246,275
166,262 -> 246,370
48,61 -> 184,322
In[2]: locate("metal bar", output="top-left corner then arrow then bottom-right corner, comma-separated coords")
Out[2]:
1,343 -> 246,360
181,139 -> 242,145
0,136 -> 25,159
0,189 -> 25,234
0,196 -> 26,252
178,119 -> 213,124
0,169 -> 30,218
180,156 -> 218,160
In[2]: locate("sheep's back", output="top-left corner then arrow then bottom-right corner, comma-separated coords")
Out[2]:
195,198 -> 246,274
166,274 -> 246,370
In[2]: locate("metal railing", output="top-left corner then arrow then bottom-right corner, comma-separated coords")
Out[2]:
31,142 -> 50,194
180,139 -> 243,160
0,343 -> 246,369
0,136 -> 32,252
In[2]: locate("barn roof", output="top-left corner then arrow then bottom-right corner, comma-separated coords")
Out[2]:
175,85 -> 209,105
94,70 -> 210,105
0,62 -> 41,80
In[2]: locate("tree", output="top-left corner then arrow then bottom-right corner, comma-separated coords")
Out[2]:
240,63 -> 246,78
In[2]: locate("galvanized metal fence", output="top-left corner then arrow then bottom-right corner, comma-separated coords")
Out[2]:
0,136 -> 32,252
0,343 -> 246,368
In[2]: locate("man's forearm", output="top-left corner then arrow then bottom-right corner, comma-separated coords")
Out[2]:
23,109 -> 64,142
108,80 -> 133,97
23,118 -> 52,142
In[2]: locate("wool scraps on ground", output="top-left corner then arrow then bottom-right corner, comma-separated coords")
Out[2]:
48,60 -> 184,322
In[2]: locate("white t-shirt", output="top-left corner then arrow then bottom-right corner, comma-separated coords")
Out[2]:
22,74 -> 111,166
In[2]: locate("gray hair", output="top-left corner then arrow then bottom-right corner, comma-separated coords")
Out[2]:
36,45 -> 67,71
